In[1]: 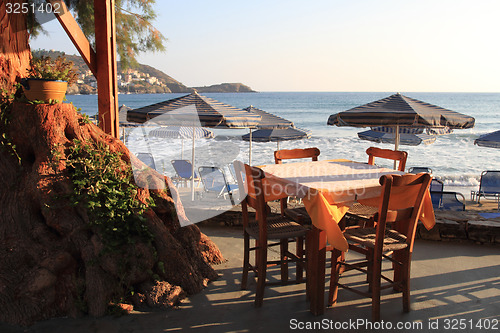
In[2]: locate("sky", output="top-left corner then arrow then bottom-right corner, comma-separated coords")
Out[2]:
29,0 -> 500,92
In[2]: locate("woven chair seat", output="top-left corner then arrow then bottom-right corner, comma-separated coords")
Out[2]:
344,227 -> 408,251
284,206 -> 311,224
246,216 -> 309,240
347,203 -> 379,217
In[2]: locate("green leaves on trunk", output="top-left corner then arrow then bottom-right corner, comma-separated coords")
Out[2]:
66,139 -> 154,252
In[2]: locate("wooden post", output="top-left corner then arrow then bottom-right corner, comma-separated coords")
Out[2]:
94,0 -> 119,138
50,0 -> 119,138
48,0 -> 97,75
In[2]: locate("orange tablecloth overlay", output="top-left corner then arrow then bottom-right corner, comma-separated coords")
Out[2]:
303,187 -> 434,252
262,160 -> 436,252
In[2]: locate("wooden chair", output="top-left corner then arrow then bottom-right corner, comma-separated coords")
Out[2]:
329,173 -> 432,321
366,146 -> 407,172
345,147 -> 409,223
274,147 -> 321,164
274,148 -> 320,224
234,160 -> 309,307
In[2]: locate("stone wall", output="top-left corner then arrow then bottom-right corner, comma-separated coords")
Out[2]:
417,211 -> 500,244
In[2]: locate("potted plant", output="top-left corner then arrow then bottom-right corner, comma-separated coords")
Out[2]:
22,55 -> 78,103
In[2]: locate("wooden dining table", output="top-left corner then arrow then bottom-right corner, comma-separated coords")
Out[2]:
260,159 -> 436,315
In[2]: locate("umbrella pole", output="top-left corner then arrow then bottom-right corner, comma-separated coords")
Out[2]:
181,138 -> 184,160
394,125 -> 400,169
191,126 -> 195,201
249,128 -> 253,165
277,140 -> 280,151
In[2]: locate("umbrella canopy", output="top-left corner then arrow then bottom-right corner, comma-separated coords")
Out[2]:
357,126 -> 452,146
148,126 -> 215,139
242,105 -> 293,129
358,130 -> 436,146
242,127 -> 311,150
119,105 -> 136,127
328,93 -> 475,129
475,130 -> 500,148
243,105 -> 311,164
328,93 -> 474,168
242,127 -> 311,142
241,105 -> 300,162
127,91 -> 261,128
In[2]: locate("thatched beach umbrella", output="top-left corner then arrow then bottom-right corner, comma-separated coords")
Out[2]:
127,92 -> 261,199
127,92 -> 261,128
328,93 -> 475,167
242,127 -> 311,150
242,106 -> 300,162
474,130 -> 500,149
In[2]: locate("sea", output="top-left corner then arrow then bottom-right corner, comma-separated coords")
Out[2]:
66,92 -> 500,196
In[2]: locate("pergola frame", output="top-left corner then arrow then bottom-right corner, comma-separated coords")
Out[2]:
49,0 -> 119,138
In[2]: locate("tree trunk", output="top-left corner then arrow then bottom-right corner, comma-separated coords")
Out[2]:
0,1 -> 32,95
0,102 -> 223,326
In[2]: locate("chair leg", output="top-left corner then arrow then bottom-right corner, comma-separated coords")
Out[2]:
402,251 -> 412,313
255,239 -> 267,307
392,250 -> 404,292
371,252 -> 382,322
367,248 -> 374,288
305,232 -> 312,301
241,231 -> 250,290
280,239 -> 289,284
328,249 -> 343,306
296,236 -> 304,283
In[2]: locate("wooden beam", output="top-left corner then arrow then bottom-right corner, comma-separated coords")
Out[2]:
94,0 -> 119,138
47,0 -> 97,76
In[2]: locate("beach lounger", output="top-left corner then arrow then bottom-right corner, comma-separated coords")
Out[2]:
431,191 -> 466,211
136,152 -> 157,170
430,179 -> 444,208
430,179 -> 466,211
471,171 -> 500,204
408,167 -> 432,174
198,166 -> 238,205
171,160 -> 201,187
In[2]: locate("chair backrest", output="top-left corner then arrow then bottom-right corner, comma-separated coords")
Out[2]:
408,167 -> 432,174
274,147 -> 320,164
366,147 -> 407,172
429,178 -> 444,208
171,160 -> 197,179
198,166 -> 230,193
137,152 -> 156,170
479,171 -> 500,194
430,178 -> 444,192
240,163 -> 270,236
373,173 -> 432,254
233,160 -> 248,202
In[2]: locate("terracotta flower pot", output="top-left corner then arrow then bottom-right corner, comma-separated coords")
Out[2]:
21,79 -> 68,103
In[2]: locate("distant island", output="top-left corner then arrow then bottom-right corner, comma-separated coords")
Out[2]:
32,50 -> 257,95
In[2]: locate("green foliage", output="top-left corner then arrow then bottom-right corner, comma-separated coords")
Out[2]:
27,55 -> 78,85
65,139 -> 154,252
28,0 -> 166,71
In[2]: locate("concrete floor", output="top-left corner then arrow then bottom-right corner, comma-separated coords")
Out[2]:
1,225 -> 499,333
